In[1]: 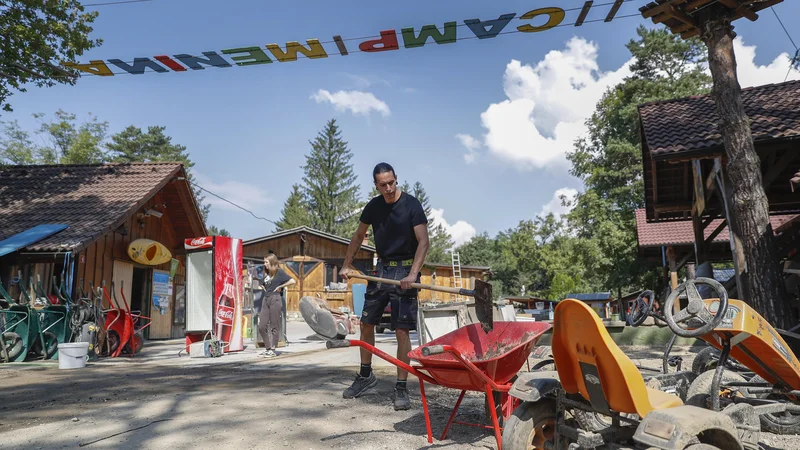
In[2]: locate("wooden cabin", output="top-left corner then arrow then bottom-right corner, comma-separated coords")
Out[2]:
0,163 -> 207,339
243,227 -> 492,317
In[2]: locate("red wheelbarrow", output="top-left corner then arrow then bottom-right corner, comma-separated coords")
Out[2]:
326,321 -> 551,449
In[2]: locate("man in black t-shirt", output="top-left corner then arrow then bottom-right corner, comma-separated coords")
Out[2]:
339,162 -> 429,410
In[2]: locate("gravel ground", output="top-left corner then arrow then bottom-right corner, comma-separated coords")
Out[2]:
0,343 -> 797,449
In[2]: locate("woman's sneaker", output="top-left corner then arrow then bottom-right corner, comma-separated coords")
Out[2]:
343,372 -> 378,398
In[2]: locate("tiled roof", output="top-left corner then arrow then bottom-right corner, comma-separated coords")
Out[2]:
0,163 -> 183,252
639,80 -> 800,158
635,209 -> 798,247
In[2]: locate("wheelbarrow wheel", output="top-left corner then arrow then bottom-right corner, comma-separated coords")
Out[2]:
1,332 -> 23,361
503,399 -> 559,450
41,331 -> 58,359
106,330 -> 120,355
750,375 -> 800,435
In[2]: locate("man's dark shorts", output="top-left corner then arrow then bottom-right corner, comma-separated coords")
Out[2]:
361,262 -> 419,330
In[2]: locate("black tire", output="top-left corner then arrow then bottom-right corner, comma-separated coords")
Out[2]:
531,359 -> 555,371
685,369 -> 749,408
502,400 -> 559,450
684,445 -> 721,449
42,331 -> 58,359
692,347 -> 721,374
750,375 -> 800,435
1,332 -> 23,361
106,330 -> 120,355
375,327 -> 385,334
574,410 -> 613,432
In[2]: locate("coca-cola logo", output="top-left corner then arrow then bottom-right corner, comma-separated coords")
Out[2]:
185,236 -> 213,249
190,238 -> 206,246
216,305 -> 234,324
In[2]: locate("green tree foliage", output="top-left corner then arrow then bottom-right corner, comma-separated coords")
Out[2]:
453,27 -> 712,301
208,225 -> 230,237
275,184 -> 312,231
0,1 -> 101,112
301,119 -> 363,237
0,110 -> 107,164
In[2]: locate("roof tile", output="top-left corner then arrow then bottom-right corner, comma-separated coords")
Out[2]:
639,80 -> 800,157
0,163 -> 182,252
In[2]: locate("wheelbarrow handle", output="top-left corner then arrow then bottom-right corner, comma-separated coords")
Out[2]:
422,345 -> 444,356
326,340 -> 351,349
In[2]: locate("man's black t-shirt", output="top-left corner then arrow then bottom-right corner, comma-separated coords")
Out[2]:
360,191 -> 428,261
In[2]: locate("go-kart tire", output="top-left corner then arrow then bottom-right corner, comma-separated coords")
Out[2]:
574,410 -> 612,432
691,347 -> 748,375
1,332 -> 23,361
502,399 -> 559,450
685,369 -> 751,407
750,375 -> 800,435
684,445 -> 722,449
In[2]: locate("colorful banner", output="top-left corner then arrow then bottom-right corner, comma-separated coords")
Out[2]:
63,2 -> 625,77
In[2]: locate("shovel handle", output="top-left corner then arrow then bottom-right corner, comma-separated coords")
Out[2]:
349,273 -> 471,296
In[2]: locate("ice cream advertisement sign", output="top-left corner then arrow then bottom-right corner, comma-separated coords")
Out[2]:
63,2 -> 626,77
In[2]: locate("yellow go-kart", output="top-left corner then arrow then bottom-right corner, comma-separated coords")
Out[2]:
502,277 -> 800,449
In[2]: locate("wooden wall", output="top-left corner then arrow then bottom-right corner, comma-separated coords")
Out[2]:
71,190 -> 189,339
418,267 -> 486,302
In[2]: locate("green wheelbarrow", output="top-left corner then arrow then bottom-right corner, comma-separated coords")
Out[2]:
32,275 -> 68,359
0,276 -> 51,362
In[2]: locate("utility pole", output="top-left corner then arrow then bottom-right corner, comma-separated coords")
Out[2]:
639,0 -> 796,330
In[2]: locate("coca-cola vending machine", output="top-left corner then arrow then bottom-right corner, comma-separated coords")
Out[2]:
184,235 -> 244,352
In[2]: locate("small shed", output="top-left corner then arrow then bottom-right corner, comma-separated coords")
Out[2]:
0,163 -> 207,339
565,292 -> 617,319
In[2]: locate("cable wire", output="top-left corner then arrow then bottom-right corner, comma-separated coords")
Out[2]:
770,6 -> 799,82
83,0 -> 153,6
189,180 -> 278,226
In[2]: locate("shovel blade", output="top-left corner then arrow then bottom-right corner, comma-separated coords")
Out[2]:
473,279 -> 493,333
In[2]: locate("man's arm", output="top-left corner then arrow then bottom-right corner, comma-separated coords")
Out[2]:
400,223 -> 429,290
339,221 -> 370,280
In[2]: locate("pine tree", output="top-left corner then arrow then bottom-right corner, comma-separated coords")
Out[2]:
301,119 -> 363,237
275,184 -> 312,231
410,182 -> 453,264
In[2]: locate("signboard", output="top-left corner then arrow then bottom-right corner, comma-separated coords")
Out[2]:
62,2 -> 626,77
152,270 -> 171,315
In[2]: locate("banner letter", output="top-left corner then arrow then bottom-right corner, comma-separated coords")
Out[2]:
359,30 -> 399,53
108,58 -> 167,75
173,52 -> 232,70
61,60 -> 114,76
464,14 -> 515,39
267,39 -> 328,62
154,55 -> 187,72
517,7 -> 565,32
401,22 -> 457,48
220,47 -> 273,66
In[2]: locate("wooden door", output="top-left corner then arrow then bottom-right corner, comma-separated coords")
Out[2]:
112,260 -> 134,309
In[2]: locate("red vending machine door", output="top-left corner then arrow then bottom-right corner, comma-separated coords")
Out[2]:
212,236 -> 244,352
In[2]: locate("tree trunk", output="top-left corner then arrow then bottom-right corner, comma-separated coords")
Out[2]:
700,17 -> 795,330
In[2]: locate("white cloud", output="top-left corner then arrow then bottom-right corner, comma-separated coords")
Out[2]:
311,89 -> 390,117
193,172 -> 272,214
539,188 -> 578,218
733,37 -> 800,87
403,87 -> 417,94
456,133 -> 481,164
344,73 -> 392,89
478,37 -> 633,170
429,208 -> 477,247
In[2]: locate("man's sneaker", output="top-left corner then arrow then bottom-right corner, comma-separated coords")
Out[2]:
264,349 -> 277,358
394,386 -> 411,411
343,372 -> 378,398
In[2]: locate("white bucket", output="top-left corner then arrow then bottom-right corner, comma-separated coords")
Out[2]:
57,342 -> 90,370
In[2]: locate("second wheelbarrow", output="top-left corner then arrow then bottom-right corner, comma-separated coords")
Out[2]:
326,321 -> 551,449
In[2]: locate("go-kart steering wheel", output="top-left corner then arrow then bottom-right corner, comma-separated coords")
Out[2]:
627,290 -> 654,327
664,277 -> 728,338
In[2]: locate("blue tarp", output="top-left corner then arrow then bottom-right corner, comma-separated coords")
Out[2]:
0,224 -> 68,257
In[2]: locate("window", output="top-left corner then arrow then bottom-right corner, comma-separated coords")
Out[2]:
283,261 -> 301,277
325,264 -> 337,285
172,284 -> 185,325
302,262 -> 319,277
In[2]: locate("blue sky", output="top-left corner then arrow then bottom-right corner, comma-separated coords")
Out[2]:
6,0 -> 800,244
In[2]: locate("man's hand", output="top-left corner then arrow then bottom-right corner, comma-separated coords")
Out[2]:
339,266 -> 354,281
400,273 -> 417,290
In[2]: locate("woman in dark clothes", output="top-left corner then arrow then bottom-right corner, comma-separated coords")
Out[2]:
258,254 -> 295,357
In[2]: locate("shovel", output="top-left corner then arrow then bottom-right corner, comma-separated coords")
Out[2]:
349,273 -> 494,332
